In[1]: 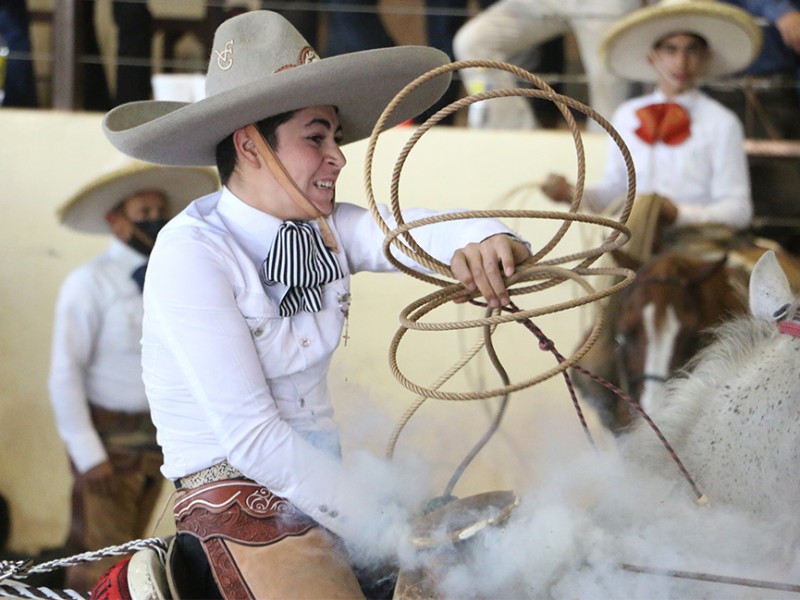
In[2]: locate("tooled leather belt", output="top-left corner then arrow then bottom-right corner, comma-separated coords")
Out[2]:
174,479 -> 316,544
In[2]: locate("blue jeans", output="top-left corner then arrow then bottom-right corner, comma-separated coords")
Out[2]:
0,0 -> 37,107
323,0 -> 395,56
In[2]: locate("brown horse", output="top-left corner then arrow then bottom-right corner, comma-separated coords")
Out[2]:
602,241 -> 800,429
612,250 -> 748,421
569,249 -> 749,433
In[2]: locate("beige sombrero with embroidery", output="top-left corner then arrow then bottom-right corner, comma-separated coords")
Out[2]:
102,10 -> 452,166
58,160 -> 219,233
601,0 -> 762,83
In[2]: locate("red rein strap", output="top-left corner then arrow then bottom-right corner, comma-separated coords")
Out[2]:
778,320 -> 800,337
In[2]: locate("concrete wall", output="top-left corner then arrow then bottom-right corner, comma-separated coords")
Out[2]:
0,108 -> 614,553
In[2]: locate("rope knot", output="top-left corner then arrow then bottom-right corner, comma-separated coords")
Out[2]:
0,559 -> 32,582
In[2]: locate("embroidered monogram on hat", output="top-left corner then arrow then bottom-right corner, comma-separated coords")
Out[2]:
262,221 -> 344,317
276,46 -> 320,73
635,102 -> 691,145
215,40 -> 234,70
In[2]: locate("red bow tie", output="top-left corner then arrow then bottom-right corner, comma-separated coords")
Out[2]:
635,102 -> 691,145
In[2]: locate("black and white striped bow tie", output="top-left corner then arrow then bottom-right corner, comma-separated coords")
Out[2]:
261,220 -> 344,317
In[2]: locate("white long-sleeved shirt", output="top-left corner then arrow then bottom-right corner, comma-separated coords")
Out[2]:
142,187 -> 515,541
584,89 -> 753,230
48,240 -> 150,473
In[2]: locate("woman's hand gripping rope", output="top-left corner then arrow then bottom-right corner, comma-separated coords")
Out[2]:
450,234 -> 531,308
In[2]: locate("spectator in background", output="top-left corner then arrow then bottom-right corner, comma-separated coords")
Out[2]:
453,0 -> 637,131
713,0 -> 800,138
81,0 -> 154,111
112,0 -> 154,105
49,161 -> 218,592
323,0 -> 396,56
418,0 -> 495,124
267,0 -> 322,48
322,0 -> 490,125
0,0 -> 37,107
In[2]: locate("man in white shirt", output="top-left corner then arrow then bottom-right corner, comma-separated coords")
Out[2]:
542,0 -> 760,236
101,10 -> 531,599
453,0 -> 638,131
49,161 -> 217,592
539,0 -> 761,431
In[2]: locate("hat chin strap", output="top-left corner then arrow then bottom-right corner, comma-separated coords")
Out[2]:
245,124 -> 338,252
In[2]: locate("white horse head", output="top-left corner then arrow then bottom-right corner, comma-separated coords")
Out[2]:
620,249 -> 800,517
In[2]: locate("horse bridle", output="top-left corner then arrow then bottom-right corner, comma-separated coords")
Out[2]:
615,273 -> 706,396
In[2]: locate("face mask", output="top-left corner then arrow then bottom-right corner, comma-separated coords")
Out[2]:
127,219 -> 168,257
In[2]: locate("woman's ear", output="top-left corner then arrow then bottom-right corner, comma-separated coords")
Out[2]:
233,126 -> 261,168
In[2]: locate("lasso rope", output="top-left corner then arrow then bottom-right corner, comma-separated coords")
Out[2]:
0,537 -> 168,599
363,60 -> 712,508
365,60 -> 635,458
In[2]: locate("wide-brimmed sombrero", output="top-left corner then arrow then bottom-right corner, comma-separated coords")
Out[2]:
102,10 -> 452,166
601,0 -> 762,83
58,160 -> 219,233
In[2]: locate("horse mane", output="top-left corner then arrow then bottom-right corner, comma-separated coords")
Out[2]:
620,316 -> 780,471
672,315 -> 778,389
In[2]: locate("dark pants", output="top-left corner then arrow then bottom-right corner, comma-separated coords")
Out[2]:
81,0 -> 153,111
112,0 -> 153,105
0,0 -> 37,107
323,0 -> 396,57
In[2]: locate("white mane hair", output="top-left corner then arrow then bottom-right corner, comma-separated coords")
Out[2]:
620,251 -> 800,517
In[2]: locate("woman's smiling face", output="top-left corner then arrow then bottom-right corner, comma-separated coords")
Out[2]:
274,105 -> 347,218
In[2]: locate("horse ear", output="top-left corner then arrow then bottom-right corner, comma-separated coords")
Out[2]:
749,250 -> 794,321
610,249 -> 642,271
686,254 -> 727,285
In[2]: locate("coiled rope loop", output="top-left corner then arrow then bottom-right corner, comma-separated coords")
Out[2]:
363,60 -> 637,412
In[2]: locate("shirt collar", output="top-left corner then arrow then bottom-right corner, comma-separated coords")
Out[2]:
217,186 -> 283,266
652,88 -> 700,110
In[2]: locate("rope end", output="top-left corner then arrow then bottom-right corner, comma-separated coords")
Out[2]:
695,494 -> 711,507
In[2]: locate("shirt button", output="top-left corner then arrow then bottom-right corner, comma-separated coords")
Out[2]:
299,398 -> 305,408
300,337 -> 311,348
329,510 -> 339,518
254,327 -> 264,337
319,505 -> 328,513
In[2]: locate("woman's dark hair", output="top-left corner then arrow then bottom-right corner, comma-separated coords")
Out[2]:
215,110 -> 297,185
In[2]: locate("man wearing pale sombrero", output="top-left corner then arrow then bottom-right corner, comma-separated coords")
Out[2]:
539,0 -> 762,432
48,161 -> 218,592
99,8 -> 530,599
543,0 -> 761,236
